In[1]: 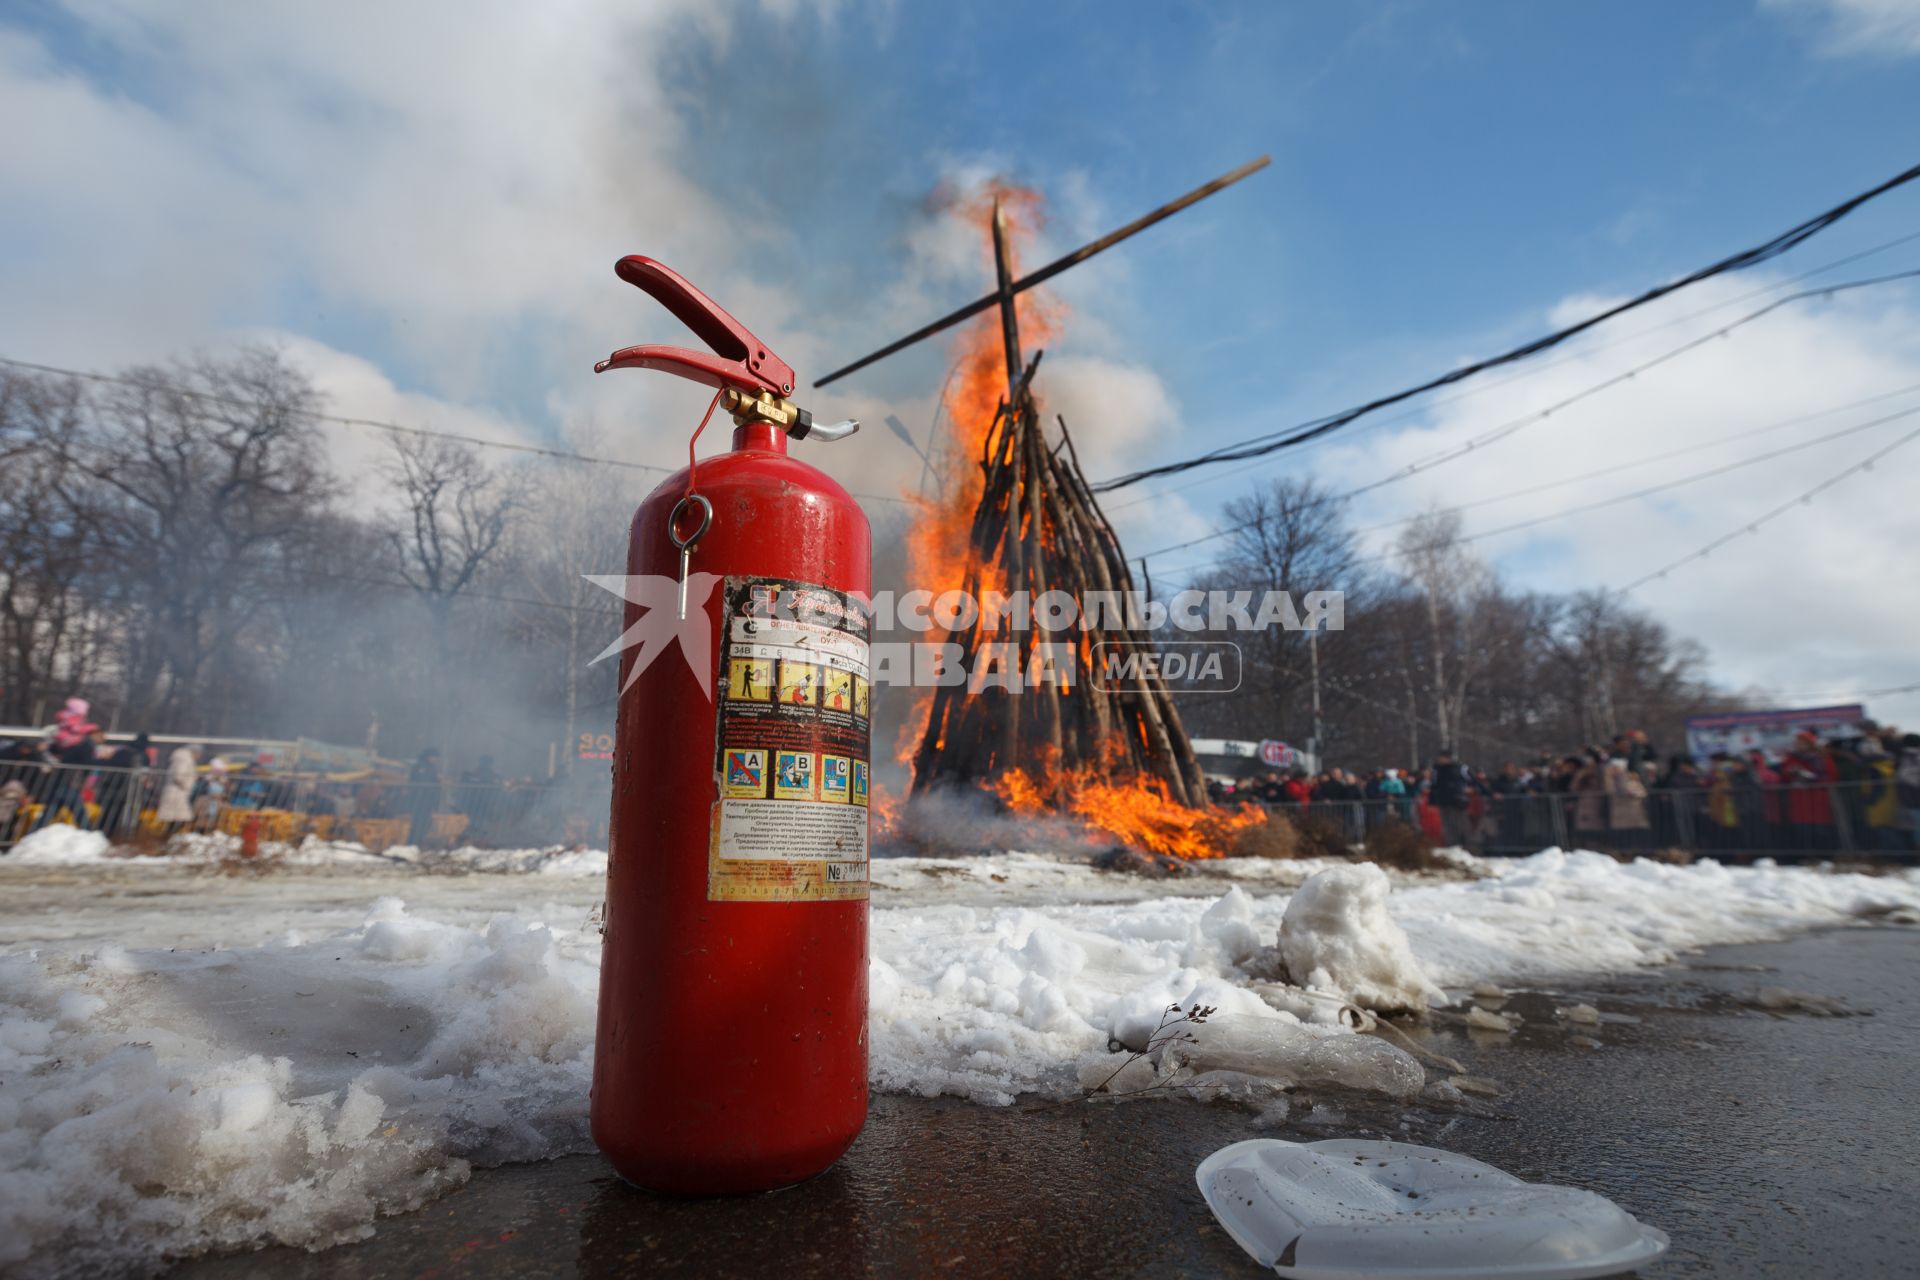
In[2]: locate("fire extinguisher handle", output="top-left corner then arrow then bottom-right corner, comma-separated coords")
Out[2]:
603,256 -> 796,399
594,344 -> 763,393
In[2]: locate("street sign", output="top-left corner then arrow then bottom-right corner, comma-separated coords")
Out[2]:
1259,739 -> 1297,768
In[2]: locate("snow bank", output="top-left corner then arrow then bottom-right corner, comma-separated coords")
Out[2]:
2,825 -> 610,876
865,850 -> 1918,1103
9,826 -> 115,866
164,833 -> 607,875
1,900 -> 597,1274
1393,848 -> 1920,985
1279,864 -> 1445,1013
5,828 -> 1327,893
2,846 -> 1917,1270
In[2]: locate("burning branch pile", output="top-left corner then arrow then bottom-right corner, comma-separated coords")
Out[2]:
908,359 -> 1210,809
859,179 -> 1283,861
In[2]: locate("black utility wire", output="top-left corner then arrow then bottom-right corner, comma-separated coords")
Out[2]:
1132,270 -> 1920,563
1091,159 -> 1920,493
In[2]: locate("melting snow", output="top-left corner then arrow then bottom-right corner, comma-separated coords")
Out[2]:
2,832 -> 1917,1272
1279,863 -> 1446,1014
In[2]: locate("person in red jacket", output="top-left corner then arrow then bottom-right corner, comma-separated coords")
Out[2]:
1778,730 -> 1838,846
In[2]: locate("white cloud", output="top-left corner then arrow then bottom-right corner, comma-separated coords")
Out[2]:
1300,272 -> 1920,726
0,3 -> 1186,535
27,0 -> 1912,732
250,332 -> 562,518
1762,0 -> 1920,56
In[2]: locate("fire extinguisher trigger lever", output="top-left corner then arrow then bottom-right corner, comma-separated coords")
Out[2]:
610,255 -> 795,396
595,255 -> 853,442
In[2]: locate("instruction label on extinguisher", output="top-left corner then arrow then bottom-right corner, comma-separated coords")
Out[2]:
708,575 -> 872,902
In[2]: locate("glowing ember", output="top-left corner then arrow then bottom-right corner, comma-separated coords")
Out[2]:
992,754 -> 1267,861
869,785 -> 903,842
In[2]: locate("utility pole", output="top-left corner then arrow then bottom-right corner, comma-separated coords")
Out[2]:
1401,665 -> 1419,773
1309,625 -> 1325,768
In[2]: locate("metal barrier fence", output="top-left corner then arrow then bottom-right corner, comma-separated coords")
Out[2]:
1,760 -> 1910,862
0,761 -> 611,852
1262,778 -> 1917,861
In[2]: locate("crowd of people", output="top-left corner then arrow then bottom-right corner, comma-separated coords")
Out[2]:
1214,725 -> 1920,854
9,692 -> 1919,860
0,698 -> 607,851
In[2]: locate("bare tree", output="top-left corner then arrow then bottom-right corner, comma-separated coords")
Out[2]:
1396,508 -> 1499,752
71,349 -> 338,731
0,370 -> 111,722
1535,590 -> 1722,753
506,446 -> 631,772
1182,478 -> 1374,744
383,433 -> 526,750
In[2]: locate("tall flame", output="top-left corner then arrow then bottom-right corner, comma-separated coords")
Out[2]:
897,183 -> 1057,771
892,180 -> 1257,861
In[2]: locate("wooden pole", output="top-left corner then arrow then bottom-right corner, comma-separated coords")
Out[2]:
991,198 -> 1025,407
815,156 -> 1271,388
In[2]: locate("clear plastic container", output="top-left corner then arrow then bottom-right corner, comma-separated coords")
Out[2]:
1197,1137 -> 1669,1279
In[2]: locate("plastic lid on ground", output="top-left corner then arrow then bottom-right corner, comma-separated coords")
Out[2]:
1196,1138 -> 1669,1280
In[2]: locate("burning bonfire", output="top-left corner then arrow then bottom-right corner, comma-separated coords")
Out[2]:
892,185 -> 1271,861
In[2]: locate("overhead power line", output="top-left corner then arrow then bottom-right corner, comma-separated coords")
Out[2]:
0,354 -> 676,474
0,353 -> 917,507
1617,422 -> 1920,593
1346,381 -> 1920,538
1103,227 -> 1920,515
1354,269 -> 1920,492
1760,681 -> 1920,702
1131,272 -> 1920,564
1143,400 -> 1920,573
1344,404 -> 1920,568
1090,159 -> 1920,493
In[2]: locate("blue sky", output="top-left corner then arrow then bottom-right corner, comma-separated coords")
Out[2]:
3,0 -> 1919,718
666,2 -> 1920,426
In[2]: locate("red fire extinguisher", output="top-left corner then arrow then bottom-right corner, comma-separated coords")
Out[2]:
590,256 -> 872,1194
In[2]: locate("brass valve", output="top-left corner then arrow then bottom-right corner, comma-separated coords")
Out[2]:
722,387 -> 860,441
722,386 -> 801,429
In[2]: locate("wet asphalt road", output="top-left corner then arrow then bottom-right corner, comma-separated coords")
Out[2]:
173,925 -> 1919,1280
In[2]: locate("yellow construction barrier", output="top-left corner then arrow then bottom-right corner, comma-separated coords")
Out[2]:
16,801 -> 102,832
347,817 -> 409,852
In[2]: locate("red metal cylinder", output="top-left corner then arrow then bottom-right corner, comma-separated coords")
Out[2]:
592,419 -> 872,1194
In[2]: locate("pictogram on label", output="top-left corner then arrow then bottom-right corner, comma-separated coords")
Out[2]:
708,576 -> 872,902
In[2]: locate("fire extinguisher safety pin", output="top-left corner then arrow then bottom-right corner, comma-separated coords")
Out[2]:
668,493 -> 712,621
668,492 -> 713,549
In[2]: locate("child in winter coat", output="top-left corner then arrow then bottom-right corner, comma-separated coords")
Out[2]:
50,698 -> 96,752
